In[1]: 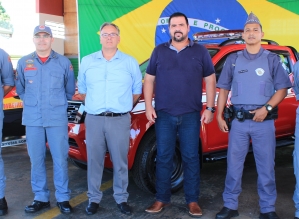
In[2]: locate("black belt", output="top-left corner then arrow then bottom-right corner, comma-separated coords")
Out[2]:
234,111 -> 275,121
92,112 -> 128,117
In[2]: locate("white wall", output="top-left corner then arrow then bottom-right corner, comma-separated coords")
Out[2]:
0,0 -> 64,67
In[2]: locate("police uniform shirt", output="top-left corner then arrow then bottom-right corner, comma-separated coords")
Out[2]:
293,61 -> 299,100
217,48 -> 292,110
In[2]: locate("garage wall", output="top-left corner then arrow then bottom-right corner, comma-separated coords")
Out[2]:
64,0 -> 79,76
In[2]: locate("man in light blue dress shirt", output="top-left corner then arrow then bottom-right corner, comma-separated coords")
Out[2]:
77,22 -> 142,216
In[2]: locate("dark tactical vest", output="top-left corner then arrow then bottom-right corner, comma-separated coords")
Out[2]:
231,50 -> 274,105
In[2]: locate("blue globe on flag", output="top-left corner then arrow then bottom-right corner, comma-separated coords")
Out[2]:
155,0 -> 248,45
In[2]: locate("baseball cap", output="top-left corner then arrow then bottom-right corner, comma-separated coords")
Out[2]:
33,25 -> 52,36
244,12 -> 262,27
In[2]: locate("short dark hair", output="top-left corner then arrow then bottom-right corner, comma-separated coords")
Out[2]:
168,12 -> 189,26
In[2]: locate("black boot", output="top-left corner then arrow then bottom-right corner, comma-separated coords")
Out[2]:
0,197 -> 7,216
216,207 -> 239,219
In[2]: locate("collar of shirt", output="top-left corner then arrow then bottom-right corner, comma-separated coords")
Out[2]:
32,50 -> 57,61
96,49 -> 121,61
243,47 -> 264,60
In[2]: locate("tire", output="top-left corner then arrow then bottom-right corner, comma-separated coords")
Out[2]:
132,129 -> 184,194
69,158 -> 87,170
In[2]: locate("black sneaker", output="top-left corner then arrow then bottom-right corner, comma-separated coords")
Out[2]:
0,197 -> 8,216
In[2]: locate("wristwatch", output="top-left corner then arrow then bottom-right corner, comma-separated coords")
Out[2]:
206,106 -> 216,113
264,103 -> 273,112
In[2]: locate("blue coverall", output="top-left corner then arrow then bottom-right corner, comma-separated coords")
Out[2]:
16,50 -> 75,202
0,49 -> 14,199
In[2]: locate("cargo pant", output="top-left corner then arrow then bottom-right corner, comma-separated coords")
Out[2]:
223,118 -> 277,213
26,126 -> 71,202
0,121 -> 5,198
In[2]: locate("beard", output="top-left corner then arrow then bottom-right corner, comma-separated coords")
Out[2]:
172,31 -> 187,42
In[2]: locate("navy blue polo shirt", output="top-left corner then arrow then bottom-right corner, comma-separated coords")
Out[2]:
146,39 -> 215,116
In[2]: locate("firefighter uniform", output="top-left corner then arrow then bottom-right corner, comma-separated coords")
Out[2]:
16,50 -> 75,202
0,48 -> 14,199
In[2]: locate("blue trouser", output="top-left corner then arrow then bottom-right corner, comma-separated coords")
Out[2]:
223,119 -> 276,213
155,111 -> 200,204
26,126 -> 71,202
293,107 -> 299,217
0,120 -> 5,199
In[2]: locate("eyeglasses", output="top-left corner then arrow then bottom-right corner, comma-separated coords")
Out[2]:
34,35 -> 51,39
101,33 -> 119,38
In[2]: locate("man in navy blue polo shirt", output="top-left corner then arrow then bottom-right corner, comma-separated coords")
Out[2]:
144,12 -> 216,218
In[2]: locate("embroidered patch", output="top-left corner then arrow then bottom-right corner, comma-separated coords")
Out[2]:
24,67 -> 37,71
255,68 -> 264,76
25,59 -> 34,64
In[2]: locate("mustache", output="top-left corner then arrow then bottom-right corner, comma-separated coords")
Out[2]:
174,31 -> 183,34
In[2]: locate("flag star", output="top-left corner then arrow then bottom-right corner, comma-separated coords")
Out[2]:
215,18 -> 221,24
161,28 -> 166,33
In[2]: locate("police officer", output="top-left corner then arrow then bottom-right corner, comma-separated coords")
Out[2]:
16,25 -> 75,214
293,60 -> 299,219
216,13 -> 291,219
0,48 -> 14,216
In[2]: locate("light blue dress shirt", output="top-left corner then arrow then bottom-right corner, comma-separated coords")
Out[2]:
77,50 -> 142,114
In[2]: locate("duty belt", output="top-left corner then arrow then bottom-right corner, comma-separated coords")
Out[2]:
234,107 -> 278,122
92,112 -> 129,117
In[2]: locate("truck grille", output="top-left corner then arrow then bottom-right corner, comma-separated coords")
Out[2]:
67,101 -> 85,123
68,138 -> 78,148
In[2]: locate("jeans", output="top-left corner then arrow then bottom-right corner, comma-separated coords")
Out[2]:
294,107 -> 299,217
155,110 -> 200,204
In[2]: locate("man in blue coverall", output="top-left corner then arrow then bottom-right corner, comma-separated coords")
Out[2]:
16,25 -> 75,214
0,48 -> 15,216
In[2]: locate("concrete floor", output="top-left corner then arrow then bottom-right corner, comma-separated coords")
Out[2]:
0,144 -> 296,219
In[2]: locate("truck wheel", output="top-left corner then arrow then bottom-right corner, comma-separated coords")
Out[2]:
132,129 -> 184,194
69,158 -> 87,170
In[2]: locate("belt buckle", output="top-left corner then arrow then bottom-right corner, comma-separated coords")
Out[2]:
236,109 -> 245,122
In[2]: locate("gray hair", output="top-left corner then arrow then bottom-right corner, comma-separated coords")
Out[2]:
99,22 -> 120,35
